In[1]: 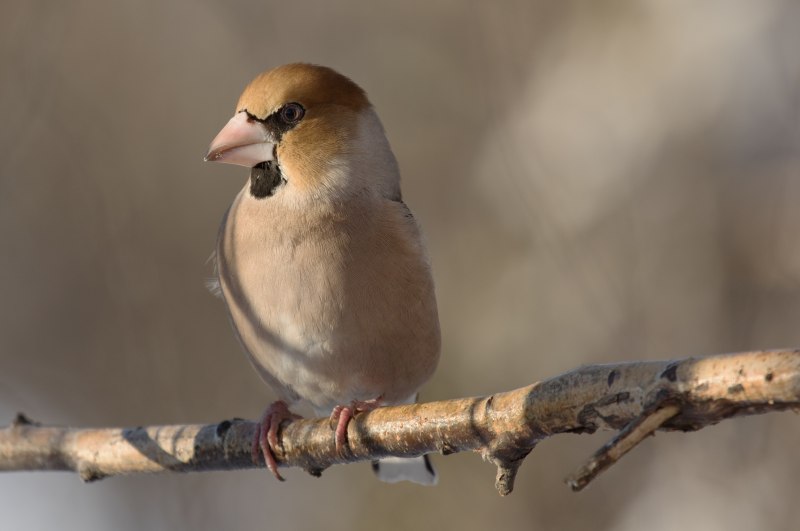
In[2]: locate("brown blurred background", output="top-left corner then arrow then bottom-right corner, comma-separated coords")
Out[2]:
2,1 -> 800,529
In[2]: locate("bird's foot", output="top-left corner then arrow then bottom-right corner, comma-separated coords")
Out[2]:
252,400 -> 301,481
329,396 -> 383,455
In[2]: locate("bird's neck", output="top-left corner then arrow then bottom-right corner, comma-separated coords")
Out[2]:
347,107 -> 402,201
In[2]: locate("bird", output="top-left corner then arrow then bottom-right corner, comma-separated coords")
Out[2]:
204,63 -> 441,485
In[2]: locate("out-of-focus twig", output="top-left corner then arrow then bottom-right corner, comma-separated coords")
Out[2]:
1,350 -> 798,495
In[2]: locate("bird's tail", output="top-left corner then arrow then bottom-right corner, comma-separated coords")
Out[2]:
372,455 -> 437,485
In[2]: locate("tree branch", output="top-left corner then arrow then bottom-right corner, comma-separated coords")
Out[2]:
1,349 -> 798,495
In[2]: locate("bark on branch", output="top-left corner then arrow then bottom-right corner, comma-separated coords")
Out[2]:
1,349 -> 798,495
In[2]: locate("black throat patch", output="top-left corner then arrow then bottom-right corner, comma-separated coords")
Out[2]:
242,107 -> 300,199
249,160 -> 285,199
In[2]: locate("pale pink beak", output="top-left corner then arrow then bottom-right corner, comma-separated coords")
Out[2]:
204,112 -> 275,167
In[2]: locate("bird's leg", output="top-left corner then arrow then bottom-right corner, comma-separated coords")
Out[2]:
329,396 -> 384,455
252,400 -> 301,481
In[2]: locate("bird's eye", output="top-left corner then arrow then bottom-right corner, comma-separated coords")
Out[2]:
280,103 -> 305,124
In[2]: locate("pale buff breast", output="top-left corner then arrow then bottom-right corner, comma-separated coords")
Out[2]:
216,188 -> 440,412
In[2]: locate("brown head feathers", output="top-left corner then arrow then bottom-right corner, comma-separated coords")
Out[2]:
236,63 -> 370,118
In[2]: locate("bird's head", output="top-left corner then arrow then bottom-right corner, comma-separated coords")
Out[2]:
205,63 -> 400,202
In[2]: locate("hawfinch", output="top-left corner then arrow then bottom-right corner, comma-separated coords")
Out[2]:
205,63 -> 440,485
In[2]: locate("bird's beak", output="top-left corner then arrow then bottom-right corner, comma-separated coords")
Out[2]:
204,112 -> 275,167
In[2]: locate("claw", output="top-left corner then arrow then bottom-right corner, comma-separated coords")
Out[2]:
329,396 -> 383,455
252,400 -> 301,481
331,405 -> 354,454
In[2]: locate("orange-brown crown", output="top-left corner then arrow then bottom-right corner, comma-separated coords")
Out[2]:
236,63 -> 369,118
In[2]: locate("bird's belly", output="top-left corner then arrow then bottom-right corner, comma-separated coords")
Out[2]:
219,243 -> 348,405
216,195 -> 440,412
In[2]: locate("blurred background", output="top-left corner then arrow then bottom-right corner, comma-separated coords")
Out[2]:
2,1 -> 800,529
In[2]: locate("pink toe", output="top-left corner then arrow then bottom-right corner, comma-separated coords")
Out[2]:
252,400 -> 300,482
334,407 -> 353,454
